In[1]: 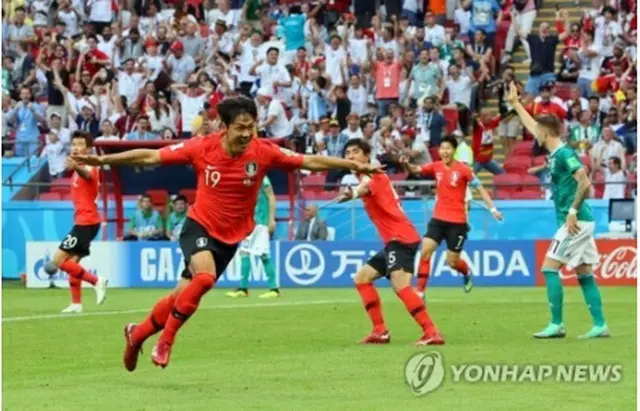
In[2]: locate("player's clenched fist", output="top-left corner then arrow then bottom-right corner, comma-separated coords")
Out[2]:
399,156 -> 421,175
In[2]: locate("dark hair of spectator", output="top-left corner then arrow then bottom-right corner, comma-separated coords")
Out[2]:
217,96 -> 258,126
602,6 -> 617,16
72,131 -> 93,147
14,6 -> 26,13
297,46 -> 306,52
87,35 -> 99,42
174,194 -> 188,203
267,47 -> 280,55
440,136 -> 458,150
152,95 -> 170,120
588,96 -> 600,103
535,114 -> 563,137
315,76 -> 327,89
330,34 -> 341,41
138,115 -> 149,122
610,156 -> 621,168
141,194 -> 152,201
343,138 -> 372,157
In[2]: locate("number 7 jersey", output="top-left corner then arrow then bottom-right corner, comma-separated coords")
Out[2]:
359,173 -> 421,245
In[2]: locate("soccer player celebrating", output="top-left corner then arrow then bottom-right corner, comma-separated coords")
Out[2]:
73,96 -> 382,370
226,175 -> 279,298
338,139 -> 443,346
44,131 -> 109,313
506,83 -> 608,339
401,136 -> 503,297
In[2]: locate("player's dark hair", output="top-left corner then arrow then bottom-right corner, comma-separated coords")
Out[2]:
342,138 -> 371,157
440,136 -> 458,150
217,96 -> 258,126
71,131 -> 93,147
535,114 -> 563,137
174,194 -> 187,203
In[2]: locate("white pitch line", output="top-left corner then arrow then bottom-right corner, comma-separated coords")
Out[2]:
3,297 -> 634,323
2,299 -> 357,323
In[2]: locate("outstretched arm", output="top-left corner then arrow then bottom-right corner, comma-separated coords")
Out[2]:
337,178 -> 371,203
301,155 -> 383,174
471,177 -> 503,220
73,149 -> 162,166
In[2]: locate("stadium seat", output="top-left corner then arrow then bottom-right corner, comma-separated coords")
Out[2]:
146,189 -> 169,207
442,107 -> 459,135
493,173 -> 521,199
61,193 -> 73,201
388,172 -> 408,181
304,190 -> 338,200
39,192 -> 62,201
510,190 -> 542,199
429,147 -> 441,161
592,172 -> 605,199
511,141 -> 533,157
503,156 -> 532,175
50,178 -> 72,194
179,189 -> 196,204
302,174 -> 326,193
627,172 -> 637,197
532,155 -> 546,167
579,155 -> 591,173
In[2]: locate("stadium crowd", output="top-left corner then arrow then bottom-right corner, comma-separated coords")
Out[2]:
2,0 -> 637,200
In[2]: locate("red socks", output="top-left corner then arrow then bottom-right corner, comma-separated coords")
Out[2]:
131,293 -> 177,346
416,258 -> 430,292
69,277 -> 82,304
59,260 -> 98,286
455,259 -> 469,276
397,286 -> 436,335
355,283 -> 387,333
159,273 -> 216,345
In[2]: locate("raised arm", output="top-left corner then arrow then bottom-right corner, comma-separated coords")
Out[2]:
505,82 -> 540,138
72,149 -> 162,166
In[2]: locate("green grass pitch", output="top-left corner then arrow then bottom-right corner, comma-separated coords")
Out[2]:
2,283 -> 636,411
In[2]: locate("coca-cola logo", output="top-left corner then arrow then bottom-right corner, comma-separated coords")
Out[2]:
594,247 -> 637,280
558,246 -> 637,280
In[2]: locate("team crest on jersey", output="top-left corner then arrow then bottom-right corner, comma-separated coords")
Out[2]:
196,237 -> 208,248
243,178 -> 254,186
451,171 -> 460,187
245,162 -> 258,177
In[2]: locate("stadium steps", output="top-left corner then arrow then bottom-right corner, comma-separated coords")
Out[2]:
473,0 -> 585,192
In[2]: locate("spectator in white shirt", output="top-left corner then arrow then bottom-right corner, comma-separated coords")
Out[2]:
256,87 -> 293,140
88,0 -> 114,27
147,91 -> 177,133
341,113 -> 364,140
236,31 -> 263,96
57,0 -> 81,38
424,11 -> 447,47
165,41 -> 196,84
593,7 -> 622,57
41,131 -> 67,179
250,47 -> 292,100
325,35 -> 348,86
48,113 -> 72,146
577,31 -> 602,98
603,156 -> 627,199
172,82 -> 213,138
592,127 -> 627,174
444,63 -> 474,133
207,0 -> 239,31
118,59 -> 146,109
95,120 -> 120,141
347,74 -> 368,116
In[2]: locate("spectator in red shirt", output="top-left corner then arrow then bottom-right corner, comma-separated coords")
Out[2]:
601,42 -> 631,75
528,83 -> 568,119
471,108 -> 504,175
79,35 -> 110,77
593,60 -> 634,96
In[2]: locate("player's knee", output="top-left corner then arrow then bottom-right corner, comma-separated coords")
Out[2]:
446,254 -> 460,267
389,270 -> 411,292
192,273 -> 216,293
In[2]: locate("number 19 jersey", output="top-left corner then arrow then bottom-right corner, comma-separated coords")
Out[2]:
360,173 -> 421,245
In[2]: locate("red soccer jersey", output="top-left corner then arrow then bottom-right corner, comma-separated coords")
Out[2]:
360,173 -> 420,245
472,115 -> 501,163
158,133 -> 304,244
72,167 -> 101,225
420,161 -> 474,224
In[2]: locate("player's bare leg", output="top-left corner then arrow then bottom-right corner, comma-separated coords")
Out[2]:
445,251 -> 473,293
416,238 -> 438,298
574,263 -> 609,339
49,250 -> 108,309
152,250 -> 218,368
123,277 -> 190,371
533,257 -> 567,339
354,265 -> 389,344
389,270 -> 443,346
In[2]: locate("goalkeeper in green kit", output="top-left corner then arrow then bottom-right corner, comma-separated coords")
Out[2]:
227,176 -> 280,298
507,83 -> 608,339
